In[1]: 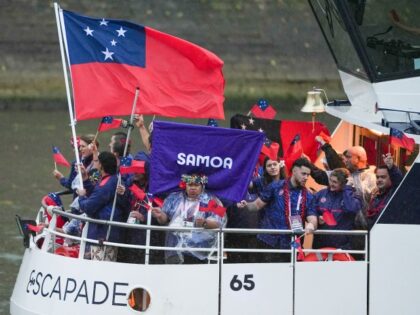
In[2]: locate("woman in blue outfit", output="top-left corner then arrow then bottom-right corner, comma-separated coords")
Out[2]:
53,134 -> 98,197
313,168 -> 362,249
77,151 -> 124,261
227,157 -> 287,263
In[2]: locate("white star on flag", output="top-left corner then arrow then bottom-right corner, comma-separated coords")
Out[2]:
241,123 -> 247,130
102,47 -> 114,60
84,26 -> 94,36
116,26 -> 127,37
258,128 -> 264,132
248,117 -> 255,125
110,39 -> 117,46
100,18 -> 108,26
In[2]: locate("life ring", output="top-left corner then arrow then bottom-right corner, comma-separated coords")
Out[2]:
55,245 -> 79,258
303,247 -> 355,262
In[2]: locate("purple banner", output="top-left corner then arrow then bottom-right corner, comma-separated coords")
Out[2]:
150,121 -> 264,201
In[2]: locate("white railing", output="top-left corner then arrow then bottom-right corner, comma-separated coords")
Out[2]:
38,208 -> 368,263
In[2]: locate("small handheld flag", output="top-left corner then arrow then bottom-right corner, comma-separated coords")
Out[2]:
322,210 -> 337,226
390,127 -> 415,152
291,237 -> 305,261
26,224 -> 44,233
285,134 -> 303,170
207,118 -> 218,127
120,157 -> 145,174
318,130 -> 331,143
250,99 -> 276,119
261,137 -> 280,161
52,146 -> 71,167
98,116 -> 123,132
199,199 -> 226,217
129,185 -> 146,201
152,197 -> 164,208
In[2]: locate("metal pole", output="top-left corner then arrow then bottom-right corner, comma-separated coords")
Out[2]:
106,87 -> 140,241
144,205 -> 152,265
54,3 -> 83,190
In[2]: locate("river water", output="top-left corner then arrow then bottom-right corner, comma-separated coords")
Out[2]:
0,108 -> 338,314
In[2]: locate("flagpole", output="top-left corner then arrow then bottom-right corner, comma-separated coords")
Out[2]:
92,129 -> 100,148
54,162 -> 57,171
106,87 -> 140,242
144,201 -> 152,265
54,3 -> 83,190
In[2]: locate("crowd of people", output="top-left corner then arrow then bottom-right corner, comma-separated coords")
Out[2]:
40,116 -> 405,264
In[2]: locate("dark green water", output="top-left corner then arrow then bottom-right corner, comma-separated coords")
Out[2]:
0,108 -> 338,313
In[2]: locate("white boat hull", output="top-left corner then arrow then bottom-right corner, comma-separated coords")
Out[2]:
11,246 -> 368,315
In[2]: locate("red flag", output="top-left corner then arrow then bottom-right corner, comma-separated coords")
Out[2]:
199,199 -> 226,217
52,146 -> 71,167
98,116 -> 123,132
261,137 -> 280,161
26,224 -> 43,233
293,238 -> 305,261
250,99 -> 276,119
120,157 -> 145,174
318,130 -> 331,143
230,115 -> 330,162
62,10 -> 225,120
129,185 -> 146,201
322,210 -> 337,226
390,128 -> 415,152
284,134 -> 303,170
152,197 -> 164,208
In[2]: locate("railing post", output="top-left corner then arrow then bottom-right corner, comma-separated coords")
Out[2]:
41,213 -> 57,252
78,215 -> 89,260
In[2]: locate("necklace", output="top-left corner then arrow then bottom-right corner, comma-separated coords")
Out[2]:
283,181 -> 307,228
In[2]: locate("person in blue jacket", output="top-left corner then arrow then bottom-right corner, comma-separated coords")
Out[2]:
239,158 -> 318,262
367,153 -> 403,230
313,168 -> 362,249
77,151 -> 124,261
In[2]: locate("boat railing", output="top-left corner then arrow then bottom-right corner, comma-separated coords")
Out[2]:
37,208 -> 368,263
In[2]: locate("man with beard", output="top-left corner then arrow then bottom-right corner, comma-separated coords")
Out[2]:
238,158 -> 317,262
367,153 -> 403,229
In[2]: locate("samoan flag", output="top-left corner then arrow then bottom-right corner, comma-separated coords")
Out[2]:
52,146 -> 71,167
250,99 -> 276,119
98,116 -> 122,132
207,118 -> 218,127
60,8 -> 225,120
120,156 -> 145,174
390,128 -> 415,152
284,134 -> 303,170
150,121 -> 265,201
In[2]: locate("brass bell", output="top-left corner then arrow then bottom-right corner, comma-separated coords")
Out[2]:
301,90 -> 326,113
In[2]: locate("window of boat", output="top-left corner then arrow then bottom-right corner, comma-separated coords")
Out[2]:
309,0 -> 368,79
311,0 -> 420,81
350,1 -> 420,80
127,287 -> 151,312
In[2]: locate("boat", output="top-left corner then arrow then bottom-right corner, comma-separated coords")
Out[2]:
10,1 -> 420,314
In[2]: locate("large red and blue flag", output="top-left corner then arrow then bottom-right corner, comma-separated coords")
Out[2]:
52,146 -> 71,167
230,114 -> 330,163
390,127 -> 415,152
60,9 -> 225,120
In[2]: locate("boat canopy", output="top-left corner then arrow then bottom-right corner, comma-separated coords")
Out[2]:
309,0 -> 420,82
309,0 -> 420,137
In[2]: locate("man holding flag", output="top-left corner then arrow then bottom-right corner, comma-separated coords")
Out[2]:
238,158 -> 318,262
